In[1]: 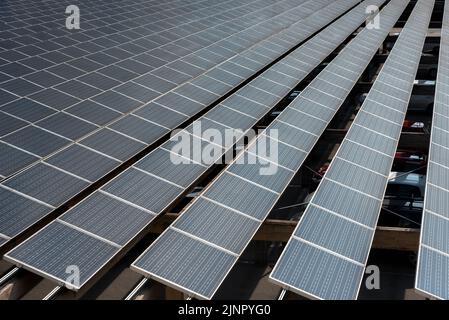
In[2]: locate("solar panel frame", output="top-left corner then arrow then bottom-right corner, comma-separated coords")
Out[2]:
5,221 -> 120,290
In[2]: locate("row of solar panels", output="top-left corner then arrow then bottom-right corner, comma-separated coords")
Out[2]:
416,0 -> 449,300
0,0 -> 349,246
0,0 -> 321,177
271,0 -> 435,300
4,0 -> 442,301
1,0 -> 361,285
131,0 -> 411,300
0,0 -> 320,179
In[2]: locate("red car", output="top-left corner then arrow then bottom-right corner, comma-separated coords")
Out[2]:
393,150 -> 427,173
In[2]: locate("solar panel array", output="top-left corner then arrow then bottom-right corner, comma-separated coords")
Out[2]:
0,0 -> 355,247
129,0 -> 411,300
415,0 -> 449,300
3,0 -> 363,287
270,0 -> 434,300
0,0 -> 328,181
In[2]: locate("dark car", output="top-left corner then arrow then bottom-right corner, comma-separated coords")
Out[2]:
379,172 -> 425,228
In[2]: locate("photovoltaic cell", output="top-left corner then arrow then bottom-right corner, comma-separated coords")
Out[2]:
135,148 -> 207,188
227,158 -> 294,193
0,142 -> 39,178
0,112 -> 27,136
102,168 -> 183,213
246,136 -> 307,171
45,144 -> 120,182
205,105 -> 257,129
65,100 -> 122,126
0,187 -> 52,238
29,88 -> 80,110
108,115 -> 169,144
4,163 -> 89,207
91,91 -> 141,113
295,206 -> 372,263
2,126 -> 71,157
173,198 -> 260,254
80,129 -> 146,161
204,172 -> 279,220
35,113 -> 98,140
60,192 -> 155,246
133,102 -> 188,129
337,140 -> 392,173
0,98 -> 56,123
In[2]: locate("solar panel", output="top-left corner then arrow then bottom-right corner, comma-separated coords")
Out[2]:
0,187 -> 53,238
132,229 -> 237,300
0,142 -> 39,179
270,0 -> 434,300
415,0 -> 449,300
2,126 -> 71,157
3,163 -> 90,207
45,145 -> 120,182
4,0 -> 364,289
130,0 -> 407,299
0,0 -> 358,250
60,192 -> 156,246
6,221 -> 120,290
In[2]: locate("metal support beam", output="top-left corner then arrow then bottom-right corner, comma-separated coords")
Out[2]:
322,129 -> 430,150
42,286 -> 62,300
372,54 -> 438,65
354,82 -> 436,95
148,214 -> 420,251
124,278 -> 148,300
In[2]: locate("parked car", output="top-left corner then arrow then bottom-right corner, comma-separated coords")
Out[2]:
392,150 -> 427,173
379,172 -> 425,227
407,95 -> 434,113
286,90 -> 301,102
185,186 -> 203,198
309,167 -> 425,228
402,119 -> 425,132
